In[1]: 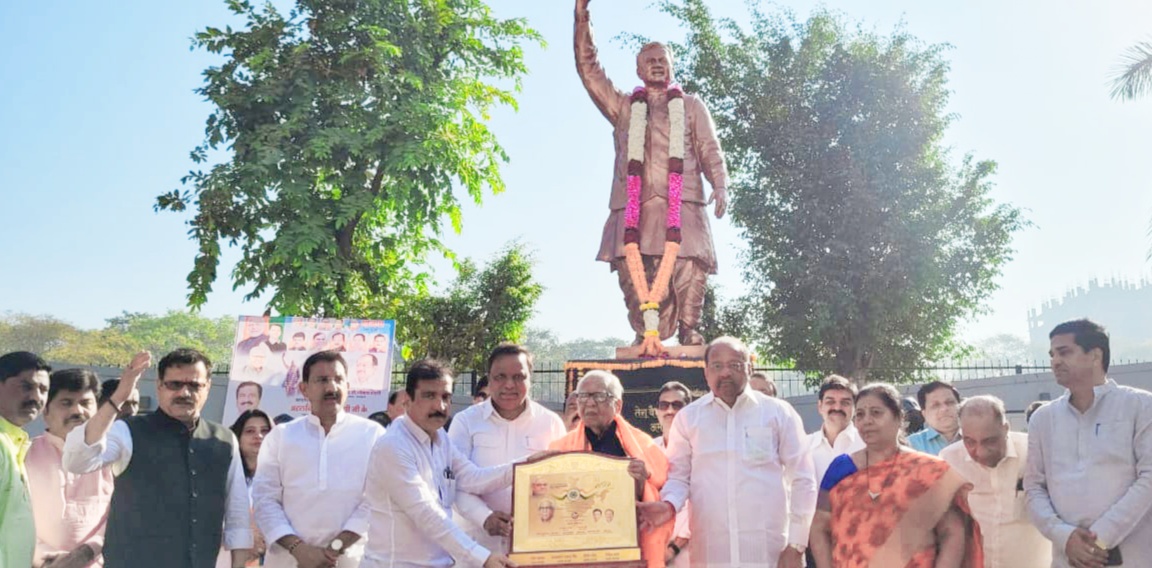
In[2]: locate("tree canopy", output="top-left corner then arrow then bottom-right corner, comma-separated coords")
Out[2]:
157,0 -> 542,319
662,1 -> 1027,382
402,242 -> 543,372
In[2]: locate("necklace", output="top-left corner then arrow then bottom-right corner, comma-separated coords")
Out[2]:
865,448 -> 899,501
622,84 -> 686,357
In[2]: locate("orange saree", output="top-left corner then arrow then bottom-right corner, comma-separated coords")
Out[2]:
823,451 -> 983,568
549,415 -> 672,568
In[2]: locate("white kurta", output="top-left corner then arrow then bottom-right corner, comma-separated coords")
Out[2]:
251,412 -> 384,567
362,416 -> 513,568
447,399 -> 565,563
1025,380 -> 1152,568
941,431 -> 1051,568
805,425 -> 865,486
661,389 -> 816,568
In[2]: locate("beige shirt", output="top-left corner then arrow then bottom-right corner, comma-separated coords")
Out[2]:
940,431 -> 1051,568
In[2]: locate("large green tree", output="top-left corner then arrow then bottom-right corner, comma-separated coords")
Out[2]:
157,0 -> 542,318
662,1 -> 1026,382
403,243 -> 543,372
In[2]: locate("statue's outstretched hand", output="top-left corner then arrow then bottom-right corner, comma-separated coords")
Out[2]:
708,187 -> 728,218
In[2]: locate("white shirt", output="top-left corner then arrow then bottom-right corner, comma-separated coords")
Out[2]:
362,416 -> 514,568
655,436 -> 693,568
447,399 -> 565,562
1025,379 -> 1152,567
61,418 -> 253,551
252,412 -> 384,567
941,431 -> 1051,568
805,425 -> 865,486
662,389 -> 816,568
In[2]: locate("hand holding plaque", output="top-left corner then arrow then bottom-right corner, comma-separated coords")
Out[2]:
509,453 -> 645,567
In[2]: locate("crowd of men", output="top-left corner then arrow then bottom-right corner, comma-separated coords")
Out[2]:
0,318 -> 1148,568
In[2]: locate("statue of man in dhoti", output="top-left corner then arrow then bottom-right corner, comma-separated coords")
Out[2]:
575,0 -> 730,348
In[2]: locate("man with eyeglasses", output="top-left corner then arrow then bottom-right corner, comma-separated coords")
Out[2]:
652,381 -> 693,568
549,370 -> 672,568
448,344 -> 566,566
63,349 -> 254,568
253,350 -> 384,567
638,336 -> 816,568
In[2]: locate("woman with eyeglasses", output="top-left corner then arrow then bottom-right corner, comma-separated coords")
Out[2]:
652,381 -> 693,568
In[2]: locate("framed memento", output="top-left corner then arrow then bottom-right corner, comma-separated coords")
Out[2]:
509,453 -> 645,567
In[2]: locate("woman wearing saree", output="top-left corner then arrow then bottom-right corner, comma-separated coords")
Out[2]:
809,383 -> 983,568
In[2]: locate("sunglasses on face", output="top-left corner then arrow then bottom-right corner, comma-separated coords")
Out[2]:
161,381 -> 209,393
657,401 -> 686,411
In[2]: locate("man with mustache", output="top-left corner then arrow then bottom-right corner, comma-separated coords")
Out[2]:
62,349 -> 254,568
806,375 -> 864,486
449,344 -> 566,565
638,336 -> 816,568
0,351 -> 52,568
907,380 -> 963,456
363,359 -> 534,568
26,368 -> 113,568
253,351 -> 384,567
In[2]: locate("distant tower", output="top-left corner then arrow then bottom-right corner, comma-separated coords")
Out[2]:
1028,278 -> 1152,362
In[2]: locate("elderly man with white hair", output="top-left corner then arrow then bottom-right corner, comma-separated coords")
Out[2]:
638,336 -> 816,568
549,371 -> 672,568
940,395 -> 1051,568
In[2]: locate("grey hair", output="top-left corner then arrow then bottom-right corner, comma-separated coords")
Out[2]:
704,336 -> 751,364
577,370 -> 624,400
958,395 -> 1007,425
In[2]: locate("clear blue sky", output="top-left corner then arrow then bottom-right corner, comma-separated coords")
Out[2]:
2,0 -> 1150,351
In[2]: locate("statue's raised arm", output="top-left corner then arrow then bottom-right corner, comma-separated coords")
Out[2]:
574,0 -> 627,123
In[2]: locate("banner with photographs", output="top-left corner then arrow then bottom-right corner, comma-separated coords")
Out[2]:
222,315 -> 397,426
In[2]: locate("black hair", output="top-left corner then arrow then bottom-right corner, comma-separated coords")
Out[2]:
236,381 -> 263,397
474,376 -> 490,398
658,381 -> 693,404
230,409 -> 272,480
388,390 -> 404,405
406,359 -> 452,398
157,348 -> 212,381
486,342 -> 534,374
857,383 -> 904,421
273,413 -> 295,425
302,351 -> 347,382
0,351 -> 51,382
916,380 -> 960,409
292,332 -> 306,339
1050,319 -> 1110,372
1026,400 -> 1046,423
368,411 -> 391,428
817,375 -> 857,401
99,379 -> 120,404
48,368 -> 100,404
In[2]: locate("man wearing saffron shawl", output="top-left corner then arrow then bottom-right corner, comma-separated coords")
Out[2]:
575,0 -> 729,346
549,371 -> 671,568
809,383 -> 984,568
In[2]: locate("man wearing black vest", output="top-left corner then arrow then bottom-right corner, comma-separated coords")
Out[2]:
63,349 -> 254,568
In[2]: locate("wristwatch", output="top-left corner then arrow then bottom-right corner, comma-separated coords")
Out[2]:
329,538 -> 344,554
789,543 -> 806,554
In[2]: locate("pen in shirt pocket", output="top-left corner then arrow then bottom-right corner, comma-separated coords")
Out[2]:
1096,423 -> 1101,436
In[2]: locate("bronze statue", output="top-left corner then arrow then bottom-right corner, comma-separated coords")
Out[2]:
575,0 -> 729,348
